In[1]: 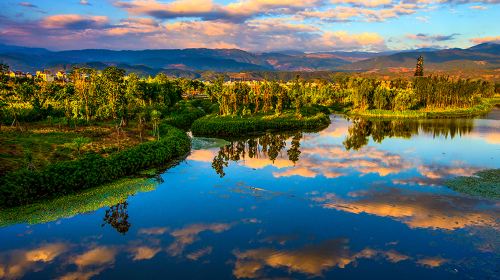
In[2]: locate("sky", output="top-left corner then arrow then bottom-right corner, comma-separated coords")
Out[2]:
0,0 -> 499,52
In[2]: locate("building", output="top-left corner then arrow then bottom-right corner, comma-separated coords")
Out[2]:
36,70 -> 55,82
56,71 -> 66,80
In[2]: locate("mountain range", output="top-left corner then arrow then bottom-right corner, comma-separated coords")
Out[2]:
0,43 -> 498,77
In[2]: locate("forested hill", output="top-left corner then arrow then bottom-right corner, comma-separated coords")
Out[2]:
0,43 -> 498,75
339,43 -> 500,72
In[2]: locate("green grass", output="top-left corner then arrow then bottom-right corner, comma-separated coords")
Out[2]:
0,130 -> 79,175
348,101 -> 494,119
444,169 -> 500,199
191,111 -> 330,137
0,123 -> 148,176
0,177 -> 158,227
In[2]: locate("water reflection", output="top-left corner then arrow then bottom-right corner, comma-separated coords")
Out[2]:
233,239 -> 359,278
310,188 -> 499,230
0,243 -> 69,279
102,201 -> 131,235
211,132 -> 303,177
344,118 -> 475,150
166,223 -> 232,256
0,177 -> 157,227
233,238 -> 450,279
1,113 -> 499,279
193,121 -> 490,182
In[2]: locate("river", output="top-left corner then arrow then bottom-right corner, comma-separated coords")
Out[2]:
0,111 -> 499,279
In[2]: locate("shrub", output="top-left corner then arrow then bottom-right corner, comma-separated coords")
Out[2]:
162,100 -> 206,129
192,111 -> 330,137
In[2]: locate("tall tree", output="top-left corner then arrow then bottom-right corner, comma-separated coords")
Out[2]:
414,55 -> 424,77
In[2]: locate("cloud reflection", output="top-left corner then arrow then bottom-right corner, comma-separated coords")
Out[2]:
167,223 -> 232,256
233,239 -> 410,278
0,243 -> 69,279
311,188 -> 499,230
129,246 -> 161,261
417,257 -> 448,268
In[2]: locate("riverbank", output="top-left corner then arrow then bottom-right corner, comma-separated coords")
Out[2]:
0,124 -> 190,207
346,99 -> 497,119
191,111 -> 331,137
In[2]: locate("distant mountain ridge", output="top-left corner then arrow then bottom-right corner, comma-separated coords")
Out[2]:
0,43 -> 498,76
339,43 -> 500,72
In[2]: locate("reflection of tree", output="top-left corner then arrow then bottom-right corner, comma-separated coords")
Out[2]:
211,132 -> 302,177
343,119 -> 371,151
102,201 -> 131,234
344,118 -> 474,150
212,150 -> 229,178
287,133 -> 302,164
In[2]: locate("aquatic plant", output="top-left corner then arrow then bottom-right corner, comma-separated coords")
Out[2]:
0,177 -> 157,227
445,169 -> 500,199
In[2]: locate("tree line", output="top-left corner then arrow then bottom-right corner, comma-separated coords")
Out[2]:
204,75 -> 495,116
0,65 -> 204,128
1,64 -> 496,128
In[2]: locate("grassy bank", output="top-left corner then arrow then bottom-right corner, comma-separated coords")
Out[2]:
347,100 -> 494,119
0,176 -> 159,227
0,124 -> 190,207
0,120 -> 155,176
445,169 -> 500,200
191,111 -> 330,137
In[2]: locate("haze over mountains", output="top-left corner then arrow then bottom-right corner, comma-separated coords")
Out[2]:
1,43 -> 498,77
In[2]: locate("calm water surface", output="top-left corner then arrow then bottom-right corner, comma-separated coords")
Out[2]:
1,112 -> 499,279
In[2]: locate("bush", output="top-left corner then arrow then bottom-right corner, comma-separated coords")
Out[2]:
0,124 -> 190,207
162,100 -> 206,129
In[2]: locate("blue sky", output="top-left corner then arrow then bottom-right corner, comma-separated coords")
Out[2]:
0,0 -> 499,51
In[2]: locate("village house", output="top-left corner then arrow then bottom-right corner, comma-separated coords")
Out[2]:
36,70 -> 55,82
56,71 -> 67,81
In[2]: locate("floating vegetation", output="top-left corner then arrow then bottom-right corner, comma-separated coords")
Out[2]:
0,177 -> 158,227
445,169 -> 500,199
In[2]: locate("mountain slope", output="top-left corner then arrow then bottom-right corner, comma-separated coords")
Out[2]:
339,44 -> 500,72
0,43 -> 498,74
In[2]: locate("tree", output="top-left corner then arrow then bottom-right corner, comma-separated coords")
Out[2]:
71,67 -> 97,122
150,109 -> 161,140
102,66 -> 126,124
414,55 -> 424,77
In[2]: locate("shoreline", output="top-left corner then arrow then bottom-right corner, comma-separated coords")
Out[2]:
344,99 -> 497,119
